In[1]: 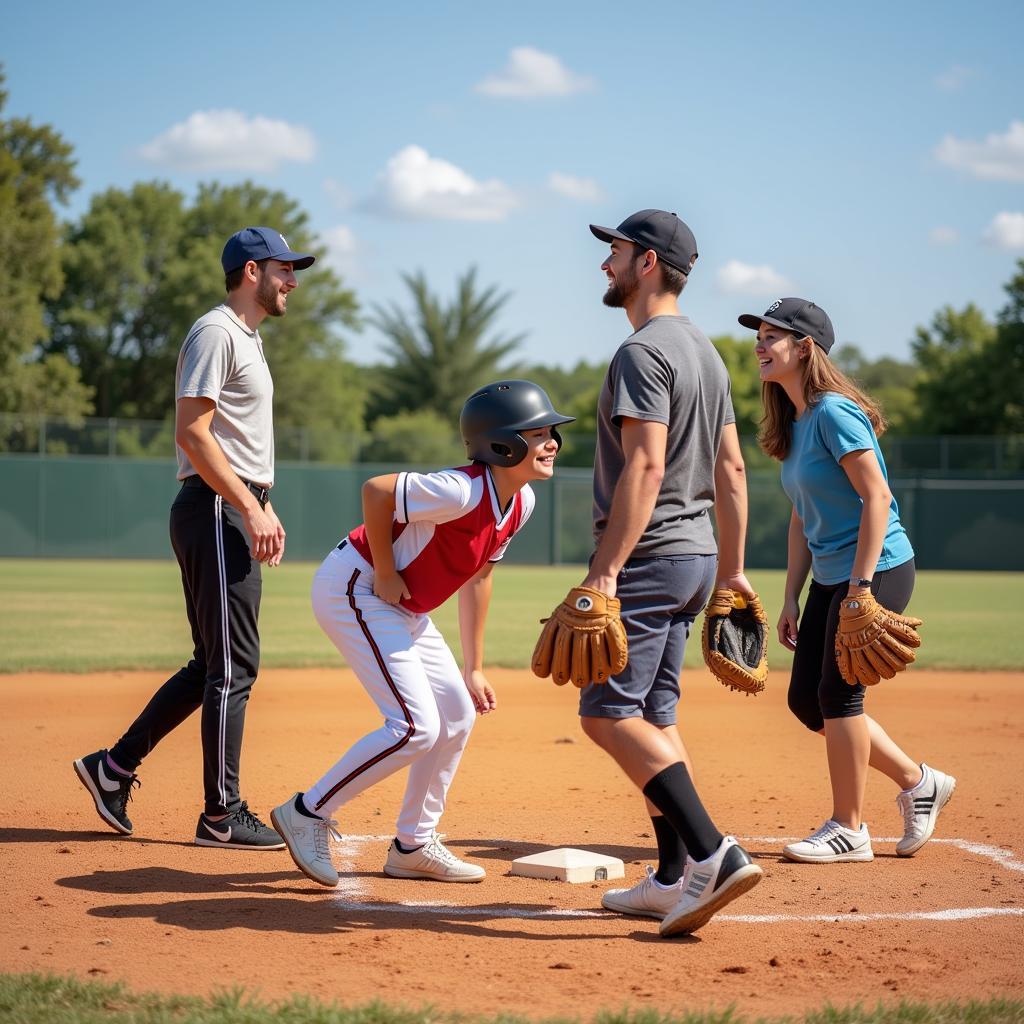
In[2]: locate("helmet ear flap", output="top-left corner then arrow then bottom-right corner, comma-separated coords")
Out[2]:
492,433 -> 529,466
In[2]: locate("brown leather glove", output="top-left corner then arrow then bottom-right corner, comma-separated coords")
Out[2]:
531,586 -> 628,687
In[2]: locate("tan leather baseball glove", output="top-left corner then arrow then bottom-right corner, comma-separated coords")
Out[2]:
531,586 -> 628,688
835,593 -> 922,686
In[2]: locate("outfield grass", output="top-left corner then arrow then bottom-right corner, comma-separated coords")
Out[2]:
1,974 -> 1023,1024
1,559 -> 1021,674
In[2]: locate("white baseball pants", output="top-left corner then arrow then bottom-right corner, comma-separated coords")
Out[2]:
304,543 -> 476,846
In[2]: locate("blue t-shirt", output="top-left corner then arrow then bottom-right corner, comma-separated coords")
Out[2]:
780,393 -> 913,585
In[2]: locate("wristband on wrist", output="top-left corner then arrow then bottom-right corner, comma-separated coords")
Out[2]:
850,576 -> 872,588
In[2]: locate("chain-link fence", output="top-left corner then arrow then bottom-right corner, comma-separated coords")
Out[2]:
3,413 -> 1023,476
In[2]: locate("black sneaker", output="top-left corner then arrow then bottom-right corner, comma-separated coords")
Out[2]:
194,802 -> 286,850
73,749 -> 140,836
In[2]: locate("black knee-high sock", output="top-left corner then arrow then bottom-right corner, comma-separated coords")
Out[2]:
642,763 -> 723,862
651,815 -> 686,885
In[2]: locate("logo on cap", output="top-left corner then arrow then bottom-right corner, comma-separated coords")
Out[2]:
766,299 -> 782,314
575,595 -> 594,612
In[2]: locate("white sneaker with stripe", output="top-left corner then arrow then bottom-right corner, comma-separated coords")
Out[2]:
896,763 -> 956,857
659,836 -> 763,937
783,819 -> 874,863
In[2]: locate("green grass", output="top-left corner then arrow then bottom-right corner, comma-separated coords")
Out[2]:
2,560 -> 1021,674
1,975 -> 1023,1024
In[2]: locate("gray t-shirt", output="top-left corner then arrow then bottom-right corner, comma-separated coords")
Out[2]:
175,304 -> 275,487
593,315 -> 735,556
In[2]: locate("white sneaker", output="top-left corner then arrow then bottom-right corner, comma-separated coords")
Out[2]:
659,836 -> 763,937
601,866 -> 685,919
896,764 -> 956,857
783,819 -> 874,863
383,834 -> 485,883
270,793 -> 341,888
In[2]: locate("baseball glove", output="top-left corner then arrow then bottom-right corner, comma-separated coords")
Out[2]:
701,589 -> 769,696
835,593 -> 922,686
531,586 -> 628,688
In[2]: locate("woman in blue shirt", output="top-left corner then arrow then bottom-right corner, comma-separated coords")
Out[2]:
739,298 -> 955,864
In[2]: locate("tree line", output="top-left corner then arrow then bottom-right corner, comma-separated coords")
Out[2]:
3,68 -> 1022,468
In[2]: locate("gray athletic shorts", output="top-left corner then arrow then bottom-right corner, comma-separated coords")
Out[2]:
578,553 -> 717,724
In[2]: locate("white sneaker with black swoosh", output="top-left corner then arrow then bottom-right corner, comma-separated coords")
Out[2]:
194,802 -> 285,850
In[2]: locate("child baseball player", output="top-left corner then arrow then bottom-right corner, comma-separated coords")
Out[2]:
272,380 -> 573,887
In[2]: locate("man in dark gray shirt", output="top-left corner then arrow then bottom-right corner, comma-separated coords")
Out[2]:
578,210 -> 763,936
74,227 -> 314,850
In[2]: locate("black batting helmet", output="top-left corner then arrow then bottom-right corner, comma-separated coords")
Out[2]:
459,380 -> 575,467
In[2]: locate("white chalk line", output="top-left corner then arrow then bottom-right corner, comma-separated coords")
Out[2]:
325,834 -> 1023,924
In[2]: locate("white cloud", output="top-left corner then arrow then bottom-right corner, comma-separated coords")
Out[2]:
364,145 -> 518,222
934,64 -> 974,92
475,47 -> 595,98
929,226 -> 959,245
934,121 -> 1024,183
547,172 -> 604,202
139,109 -> 315,172
320,224 -> 358,275
716,260 -> 792,297
983,212 -> 1024,250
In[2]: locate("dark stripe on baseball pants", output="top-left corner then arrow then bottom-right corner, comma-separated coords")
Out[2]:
109,481 -> 262,816
312,569 -> 416,811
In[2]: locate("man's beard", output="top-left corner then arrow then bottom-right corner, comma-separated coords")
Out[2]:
256,273 -> 285,317
602,264 -> 639,308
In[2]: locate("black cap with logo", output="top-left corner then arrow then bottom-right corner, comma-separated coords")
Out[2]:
590,209 -> 699,276
738,298 -> 835,353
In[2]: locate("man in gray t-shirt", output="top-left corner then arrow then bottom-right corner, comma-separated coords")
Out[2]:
576,210 -> 763,936
74,227 -> 315,852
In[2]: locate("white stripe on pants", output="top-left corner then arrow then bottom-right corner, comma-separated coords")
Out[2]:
305,544 -> 476,846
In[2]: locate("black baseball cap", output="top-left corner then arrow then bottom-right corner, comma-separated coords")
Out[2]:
221,227 -> 316,275
738,297 -> 835,353
589,209 -> 699,276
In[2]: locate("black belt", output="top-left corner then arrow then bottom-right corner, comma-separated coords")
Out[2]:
181,475 -> 271,505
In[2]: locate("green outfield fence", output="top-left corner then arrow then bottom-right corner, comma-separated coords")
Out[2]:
2,461 -> 1022,570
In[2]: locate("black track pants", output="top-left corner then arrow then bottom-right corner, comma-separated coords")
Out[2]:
110,480 -> 262,816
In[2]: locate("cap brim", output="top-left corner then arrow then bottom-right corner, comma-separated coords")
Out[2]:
737,313 -> 798,334
589,224 -> 635,244
281,252 -> 316,270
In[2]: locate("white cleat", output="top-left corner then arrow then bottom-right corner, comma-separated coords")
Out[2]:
896,764 -> 956,857
383,834 -> 485,882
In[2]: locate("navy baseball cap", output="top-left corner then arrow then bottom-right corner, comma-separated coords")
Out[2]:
738,297 -> 836,354
221,227 -> 316,275
590,209 -> 699,275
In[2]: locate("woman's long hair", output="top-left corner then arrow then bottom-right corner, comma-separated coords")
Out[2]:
758,342 -> 887,461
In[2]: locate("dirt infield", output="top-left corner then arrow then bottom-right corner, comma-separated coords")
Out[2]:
3,668 -> 1022,1017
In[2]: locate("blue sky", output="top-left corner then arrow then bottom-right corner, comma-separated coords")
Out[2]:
6,0 -> 1023,368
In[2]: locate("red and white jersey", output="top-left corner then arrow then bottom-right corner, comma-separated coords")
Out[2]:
347,463 -> 535,614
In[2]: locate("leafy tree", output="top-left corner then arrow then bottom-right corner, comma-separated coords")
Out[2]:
44,180 -> 364,458
369,269 -> 523,423
910,303 -> 999,434
709,334 -> 762,442
991,259 -> 1024,434
831,344 -> 918,434
361,408 -> 464,466
0,67 -> 92,416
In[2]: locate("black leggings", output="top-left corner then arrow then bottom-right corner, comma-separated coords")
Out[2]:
788,559 -> 916,731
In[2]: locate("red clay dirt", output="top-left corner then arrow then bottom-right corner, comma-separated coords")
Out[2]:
3,668 -> 1022,1018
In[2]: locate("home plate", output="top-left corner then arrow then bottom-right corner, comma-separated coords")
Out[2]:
510,848 -> 625,883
